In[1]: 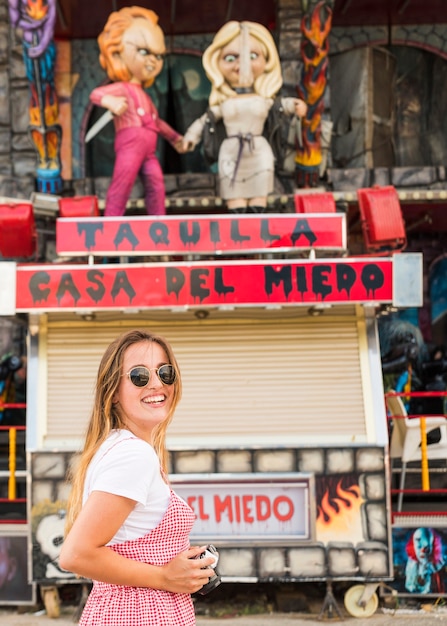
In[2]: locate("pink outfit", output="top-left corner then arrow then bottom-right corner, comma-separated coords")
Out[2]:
79,490 -> 196,625
90,82 -> 181,216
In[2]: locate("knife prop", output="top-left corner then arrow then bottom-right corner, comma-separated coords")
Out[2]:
85,110 -> 114,143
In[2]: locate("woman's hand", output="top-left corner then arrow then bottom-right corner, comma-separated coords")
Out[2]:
159,545 -> 217,594
61,492 -> 217,593
101,94 -> 128,116
294,98 -> 308,118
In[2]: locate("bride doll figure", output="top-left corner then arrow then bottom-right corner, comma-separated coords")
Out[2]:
183,20 -> 307,213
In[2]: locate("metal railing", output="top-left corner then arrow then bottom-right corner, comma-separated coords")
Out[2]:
0,401 -> 27,522
385,390 -> 447,514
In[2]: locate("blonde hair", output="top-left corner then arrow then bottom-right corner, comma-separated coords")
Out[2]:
65,329 -> 182,534
97,6 -> 163,87
203,20 -> 283,106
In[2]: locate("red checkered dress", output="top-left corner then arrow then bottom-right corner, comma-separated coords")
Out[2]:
79,490 -> 196,625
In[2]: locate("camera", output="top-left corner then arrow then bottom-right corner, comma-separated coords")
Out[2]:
196,544 -> 221,595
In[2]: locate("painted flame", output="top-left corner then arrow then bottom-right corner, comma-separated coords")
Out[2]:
301,4 -> 332,69
296,1 -> 332,173
316,481 -> 365,544
27,0 -> 49,21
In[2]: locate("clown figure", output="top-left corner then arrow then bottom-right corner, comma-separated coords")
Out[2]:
405,527 -> 445,594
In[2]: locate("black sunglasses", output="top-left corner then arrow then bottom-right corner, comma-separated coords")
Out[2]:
125,364 -> 176,387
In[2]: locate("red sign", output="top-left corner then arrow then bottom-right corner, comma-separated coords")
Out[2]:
55,214 -> 346,256
171,474 -> 313,542
15,258 -> 394,311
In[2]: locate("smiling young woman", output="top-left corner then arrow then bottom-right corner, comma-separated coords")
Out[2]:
60,329 -> 216,625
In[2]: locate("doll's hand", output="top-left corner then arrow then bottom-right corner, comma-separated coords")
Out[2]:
295,99 -> 308,118
173,137 -> 188,154
101,95 -> 128,116
182,138 -> 195,152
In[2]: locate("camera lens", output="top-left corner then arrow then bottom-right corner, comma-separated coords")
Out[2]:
196,544 -> 221,595
197,571 -> 221,595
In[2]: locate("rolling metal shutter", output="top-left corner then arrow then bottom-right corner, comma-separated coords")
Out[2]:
43,306 -> 368,448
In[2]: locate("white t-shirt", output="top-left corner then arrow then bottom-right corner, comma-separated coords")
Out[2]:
83,429 -> 170,544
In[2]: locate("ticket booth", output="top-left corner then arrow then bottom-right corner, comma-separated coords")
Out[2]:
0,207 -> 423,617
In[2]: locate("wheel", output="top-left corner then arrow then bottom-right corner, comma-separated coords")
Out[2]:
42,586 -> 61,619
344,584 -> 379,618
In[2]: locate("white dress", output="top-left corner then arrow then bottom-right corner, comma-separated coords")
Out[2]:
184,95 -> 298,200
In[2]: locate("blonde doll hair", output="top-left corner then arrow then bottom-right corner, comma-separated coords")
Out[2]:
97,6 -> 164,88
203,20 -> 283,106
64,329 -> 182,534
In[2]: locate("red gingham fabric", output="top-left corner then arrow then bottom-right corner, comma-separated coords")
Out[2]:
79,490 -> 196,625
